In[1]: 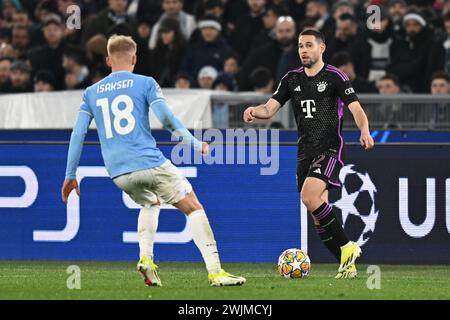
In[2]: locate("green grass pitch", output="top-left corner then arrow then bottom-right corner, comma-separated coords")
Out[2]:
0,261 -> 449,300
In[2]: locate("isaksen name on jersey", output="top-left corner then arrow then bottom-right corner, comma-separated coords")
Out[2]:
97,79 -> 134,94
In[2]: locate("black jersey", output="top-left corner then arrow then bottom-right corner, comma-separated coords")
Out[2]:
272,63 -> 359,161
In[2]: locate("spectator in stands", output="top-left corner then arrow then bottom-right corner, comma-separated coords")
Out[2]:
237,15 -> 296,90
81,0 -> 136,46
193,0 -> 225,22
197,65 -> 217,89
136,14 -> 153,46
27,14 -> 67,90
326,13 -> 359,60
430,71 -> 450,94
440,13 -> 450,74
132,14 -> 154,76
189,0 -> 227,44
12,9 -> 33,28
180,15 -> 232,87
75,0 -> 101,15
275,17 -> 299,81
31,1 -> 59,45
63,46 -> 90,89
127,0 -> 163,24
221,53 -> 239,89
442,0 -> 450,16
350,6 -> 394,82
1,0 -> 19,28
331,51 -> 377,93
282,0 -> 304,22
3,0 -> 450,98
251,5 -> 283,49
0,42 -> 17,59
222,0 -> 249,37
89,64 -> 110,85
223,53 -> 240,76
411,0 -> 441,31
387,11 -> 435,92
423,13 -> 448,89
0,27 -> 11,44
150,17 -> 187,87
305,0 -> 335,43
229,0 -> 266,58
388,0 -> 407,31
34,0 -> 59,24
85,34 -> 108,67
33,69 -> 56,92
376,73 -> 408,129
223,53 -> 240,91
297,18 -> 318,34
429,71 -> 450,128
213,72 -> 235,91
1,59 -> 32,93
0,57 -> 12,89
148,0 -> 196,50
250,67 -> 274,94
174,71 -> 192,89
377,73 -> 402,95
331,1 -> 354,21
56,0 -> 79,18
11,25 -> 31,59
204,0 -> 225,19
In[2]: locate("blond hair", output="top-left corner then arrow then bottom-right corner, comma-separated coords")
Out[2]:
107,35 -> 137,61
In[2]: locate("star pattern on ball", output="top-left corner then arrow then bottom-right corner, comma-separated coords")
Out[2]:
290,257 -> 303,273
277,249 -> 310,278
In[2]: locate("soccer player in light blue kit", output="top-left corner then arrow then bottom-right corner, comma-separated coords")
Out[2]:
61,35 -> 245,287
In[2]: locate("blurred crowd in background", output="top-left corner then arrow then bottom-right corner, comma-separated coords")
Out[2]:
1,0 -> 450,95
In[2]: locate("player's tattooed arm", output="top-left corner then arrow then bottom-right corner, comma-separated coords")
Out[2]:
348,101 -> 374,150
243,99 -> 281,122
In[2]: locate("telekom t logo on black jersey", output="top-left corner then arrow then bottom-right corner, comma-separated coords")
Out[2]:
301,100 -> 316,118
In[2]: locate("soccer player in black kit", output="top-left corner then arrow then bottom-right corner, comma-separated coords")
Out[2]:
244,29 -> 374,279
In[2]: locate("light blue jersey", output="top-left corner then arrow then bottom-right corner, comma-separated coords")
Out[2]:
65,71 -> 201,179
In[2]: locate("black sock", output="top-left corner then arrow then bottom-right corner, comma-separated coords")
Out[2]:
312,202 -> 349,247
313,223 -> 341,262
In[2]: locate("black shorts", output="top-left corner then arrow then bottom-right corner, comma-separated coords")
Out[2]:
296,154 -> 342,192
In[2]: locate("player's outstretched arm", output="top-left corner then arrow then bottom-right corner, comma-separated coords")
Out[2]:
61,111 -> 92,203
348,101 -> 374,150
243,98 -> 281,122
152,99 -> 208,155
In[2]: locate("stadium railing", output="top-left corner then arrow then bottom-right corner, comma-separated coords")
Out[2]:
1,91 -> 449,131
210,93 -> 450,131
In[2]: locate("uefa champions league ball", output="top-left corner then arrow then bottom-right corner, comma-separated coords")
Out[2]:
277,248 -> 311,278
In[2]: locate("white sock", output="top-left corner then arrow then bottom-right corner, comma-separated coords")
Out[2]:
188,209 -> 221,274
138,205 -> 160,260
